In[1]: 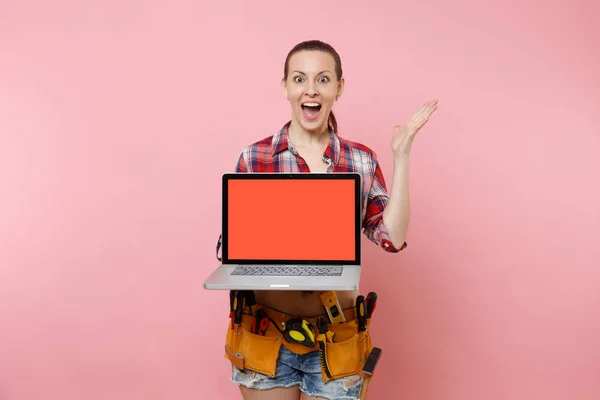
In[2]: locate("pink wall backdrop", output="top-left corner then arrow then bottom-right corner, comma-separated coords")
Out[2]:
1,0 -> 599,399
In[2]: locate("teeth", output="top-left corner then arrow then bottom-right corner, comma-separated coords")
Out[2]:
302,103 -> 321,107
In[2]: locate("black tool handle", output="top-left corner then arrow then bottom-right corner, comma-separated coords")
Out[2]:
362,347 -> 382,375
245,291 -> 256,308
356,295 -> 367,332
317,317 -> 328,334
366,292 -> 377,318
252,309 -> 267,334
229,290 -> 236,312
233,291 -> 245,325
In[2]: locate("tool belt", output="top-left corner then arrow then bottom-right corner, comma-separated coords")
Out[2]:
224,290 -> 380,397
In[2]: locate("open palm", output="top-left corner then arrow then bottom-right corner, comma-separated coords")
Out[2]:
392,100 -> 438,157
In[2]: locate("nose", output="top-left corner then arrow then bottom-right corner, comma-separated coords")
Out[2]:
306,81 -> 318,96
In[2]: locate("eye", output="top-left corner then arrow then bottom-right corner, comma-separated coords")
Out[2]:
318,76 -> 329,83
294,76 -> 305,83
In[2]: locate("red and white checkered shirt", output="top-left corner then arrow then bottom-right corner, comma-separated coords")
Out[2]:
233,122 -> 406,253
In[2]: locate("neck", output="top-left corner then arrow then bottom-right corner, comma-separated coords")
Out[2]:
288,120 -> 330,149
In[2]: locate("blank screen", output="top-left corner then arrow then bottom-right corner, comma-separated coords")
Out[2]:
227,179 -> 356,261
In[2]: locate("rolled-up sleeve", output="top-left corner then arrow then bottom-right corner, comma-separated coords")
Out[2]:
235,150 -> 248,173
362,158 -> 407,253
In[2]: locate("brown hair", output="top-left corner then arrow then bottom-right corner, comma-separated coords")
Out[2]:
283,40 -> 343,134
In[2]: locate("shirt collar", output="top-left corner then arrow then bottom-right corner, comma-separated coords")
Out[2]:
271,122 -> 290,155
272,121 -> 340,165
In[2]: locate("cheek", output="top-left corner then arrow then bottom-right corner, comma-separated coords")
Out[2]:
323,96 -> 336,108
289,88 -> 304,100
322,88 -> 338,104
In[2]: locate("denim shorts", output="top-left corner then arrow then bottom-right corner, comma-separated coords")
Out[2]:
231,345 -> 364,399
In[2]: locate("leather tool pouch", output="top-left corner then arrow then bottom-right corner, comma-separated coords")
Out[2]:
224,313 -> 283,378
318,317 -> 378,400
318,318 -> 374,383
224,306 -> 378,399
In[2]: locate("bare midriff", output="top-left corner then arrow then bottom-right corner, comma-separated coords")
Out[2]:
255,289 -> 359,317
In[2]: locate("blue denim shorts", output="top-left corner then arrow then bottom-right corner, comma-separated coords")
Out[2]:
231,345 -> 364,399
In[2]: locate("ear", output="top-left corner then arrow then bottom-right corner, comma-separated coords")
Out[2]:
336,77 -> 345,100
281,78 -> 289,101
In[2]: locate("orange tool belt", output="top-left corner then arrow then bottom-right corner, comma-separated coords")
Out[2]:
224,291 -> 381,399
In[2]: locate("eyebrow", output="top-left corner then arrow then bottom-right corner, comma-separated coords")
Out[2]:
291,70 -> 333,76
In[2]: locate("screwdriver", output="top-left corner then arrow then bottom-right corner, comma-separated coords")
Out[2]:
366,292 -> 378,319
229,290 -> 236,329
317,316 -> 335,343
245,291 -> 256,314
233,290 -> 245,325
356,295 -> 367,332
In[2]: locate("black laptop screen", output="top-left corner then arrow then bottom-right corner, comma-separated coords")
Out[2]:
222,173 -> 361,265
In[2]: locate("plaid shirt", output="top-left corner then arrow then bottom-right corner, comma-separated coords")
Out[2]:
233,122 -> 407,253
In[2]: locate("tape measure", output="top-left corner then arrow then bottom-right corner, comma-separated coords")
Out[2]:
281,318 -> 315,348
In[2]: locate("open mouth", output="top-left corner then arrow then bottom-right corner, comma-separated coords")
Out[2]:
301,102 -> 322,121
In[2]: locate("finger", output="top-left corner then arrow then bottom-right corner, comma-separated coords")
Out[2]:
425,100 -> 438,113
422,101 -> 437,114
411,114 -> 428,128
410,102 -> 436,128
419,101 -> 436,112
404,101 -> 437,134
416,113 -> 433,128
423,104 -> 437,118
409,118 -> 428,134
415,108 -> 432,122
413,107 -> 429,120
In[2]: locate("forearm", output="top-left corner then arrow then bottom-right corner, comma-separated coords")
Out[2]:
382,155 -> 410,248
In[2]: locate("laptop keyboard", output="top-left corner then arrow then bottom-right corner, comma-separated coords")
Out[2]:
231,265 -> 343,276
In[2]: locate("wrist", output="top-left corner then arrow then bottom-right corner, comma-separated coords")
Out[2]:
393,153 -> 410,165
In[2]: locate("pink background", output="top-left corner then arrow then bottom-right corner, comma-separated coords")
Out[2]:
1,0 -> 599,399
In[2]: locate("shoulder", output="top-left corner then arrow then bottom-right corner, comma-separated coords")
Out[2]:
237,135 -> 275,159
234,134 -> 279,173
337,135 -> 379,162
237,123 -> 288,162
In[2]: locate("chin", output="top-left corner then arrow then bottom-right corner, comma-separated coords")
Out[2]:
296,116 -> 328,134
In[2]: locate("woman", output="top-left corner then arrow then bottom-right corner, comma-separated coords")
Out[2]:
226,40 -> 437,400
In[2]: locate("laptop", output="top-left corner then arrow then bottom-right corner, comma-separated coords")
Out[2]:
203,172 -> 362,291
